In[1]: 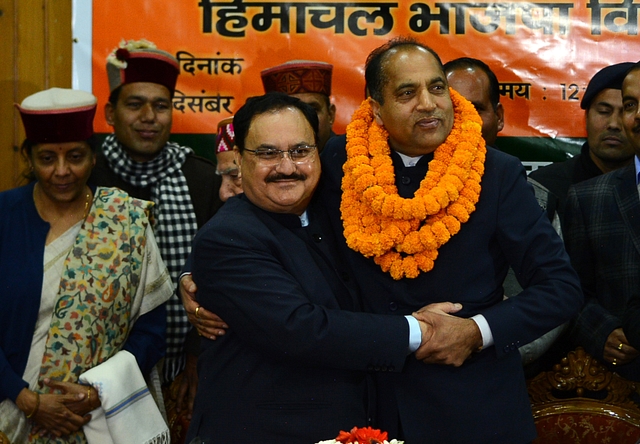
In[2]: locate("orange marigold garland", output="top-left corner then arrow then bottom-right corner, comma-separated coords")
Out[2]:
340,88 -> 486,280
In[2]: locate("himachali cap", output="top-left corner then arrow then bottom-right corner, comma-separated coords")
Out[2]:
580,62 -> 636,109
17,88 -> 97,144
215,116 -> 235,154
261,60 -> 333,96
106,39 -> 180,94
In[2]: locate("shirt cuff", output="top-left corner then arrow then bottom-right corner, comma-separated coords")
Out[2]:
405,315 -> 422,353
471,314 -> 494,349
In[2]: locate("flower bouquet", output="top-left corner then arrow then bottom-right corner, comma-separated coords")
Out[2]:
316,426 -> 404,444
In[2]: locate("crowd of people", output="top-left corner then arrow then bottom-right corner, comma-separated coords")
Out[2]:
1,35 -> 640,444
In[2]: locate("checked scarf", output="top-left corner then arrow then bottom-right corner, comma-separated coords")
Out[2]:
102,134 -> 197,382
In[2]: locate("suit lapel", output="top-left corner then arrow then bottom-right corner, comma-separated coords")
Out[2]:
614,165 -> 640,256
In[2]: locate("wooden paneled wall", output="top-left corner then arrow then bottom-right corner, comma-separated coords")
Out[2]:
0,0 -> 72,192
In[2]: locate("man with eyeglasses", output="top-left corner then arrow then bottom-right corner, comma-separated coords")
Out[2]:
185,92 -> 457,443
180,60 -> 337,343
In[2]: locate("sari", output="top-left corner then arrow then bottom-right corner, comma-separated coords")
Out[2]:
0,187 -> 172,443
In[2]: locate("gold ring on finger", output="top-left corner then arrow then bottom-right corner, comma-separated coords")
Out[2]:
612,358 -> 617,365
195,306 -> 201,318
618,343 -> 624,351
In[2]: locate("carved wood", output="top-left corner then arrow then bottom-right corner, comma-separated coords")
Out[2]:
528,347 -> 640,425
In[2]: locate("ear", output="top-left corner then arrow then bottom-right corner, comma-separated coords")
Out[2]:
26,154 -> 34,171
370,98 -> 384,126
495,103 -> 505,133
328,103 -> 337,126
104,102 -> 115,126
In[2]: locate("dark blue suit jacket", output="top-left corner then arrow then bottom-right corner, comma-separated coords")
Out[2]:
320,137 -> 583,444
565,164 -> 640,380
186,194 -> 409,443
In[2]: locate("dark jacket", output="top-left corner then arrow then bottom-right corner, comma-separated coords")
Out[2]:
529,142 -> 603,229
320,137 -> 583,444
565,164 -> 640,380
187,195 -> 409,443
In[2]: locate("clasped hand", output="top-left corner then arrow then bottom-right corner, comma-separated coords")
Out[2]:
413,302 -> 483,367
19,378 -> 98,438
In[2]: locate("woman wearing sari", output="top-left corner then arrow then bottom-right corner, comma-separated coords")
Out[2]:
0,88 -> 173,443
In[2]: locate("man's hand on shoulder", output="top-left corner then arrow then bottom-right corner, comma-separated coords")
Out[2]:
413,302 -> 481,366
179,274 -> 228,339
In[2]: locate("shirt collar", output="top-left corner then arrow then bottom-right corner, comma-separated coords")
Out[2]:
396,150 -> 424,167
299,210 -> 309,227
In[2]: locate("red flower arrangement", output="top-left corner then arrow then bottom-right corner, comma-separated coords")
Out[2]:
316,426 -> 404,444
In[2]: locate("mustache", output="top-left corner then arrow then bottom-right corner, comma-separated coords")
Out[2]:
601,132 -> 624,141
266,173 -> 307,182
415,112 -> 444,120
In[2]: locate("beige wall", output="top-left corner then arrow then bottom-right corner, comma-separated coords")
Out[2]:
0,0 -> 72,192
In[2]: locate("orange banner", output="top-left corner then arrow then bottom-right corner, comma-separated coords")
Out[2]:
91,0 -> 640,139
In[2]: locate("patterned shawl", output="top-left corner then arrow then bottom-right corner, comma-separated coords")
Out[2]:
33,188 -> 152,443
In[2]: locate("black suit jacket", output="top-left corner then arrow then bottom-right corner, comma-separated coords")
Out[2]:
565,164 -> 640,380
625,293 -> 640,350
186,195 -> 409,443
320,137 -> 583,443
528,142 -> 603,230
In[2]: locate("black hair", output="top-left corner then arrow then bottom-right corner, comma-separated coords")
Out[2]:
443,57 -> 501,111
233,92 -> 319,152
365,36 -> 444,105
108,86 -> 122,106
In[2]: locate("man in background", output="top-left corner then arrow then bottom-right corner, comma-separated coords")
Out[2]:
214,116 -> 243,202
444,57 -> 504,148
89,39 -> 223,416
530,62 -> 636,228
563,62 -> 640,381
261,60 -> 337,151
445,57 -> 564,373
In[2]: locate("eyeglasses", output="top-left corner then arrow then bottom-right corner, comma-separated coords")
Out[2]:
244,145 -> 317,165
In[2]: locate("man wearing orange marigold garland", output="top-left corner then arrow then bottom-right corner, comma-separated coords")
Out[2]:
320,37 -> 583,443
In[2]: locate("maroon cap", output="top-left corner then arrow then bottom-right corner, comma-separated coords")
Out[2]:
261,60 -> 332,96
107,40 -> 180,94
17,88 -> 97,143
215,116 -> 235,154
